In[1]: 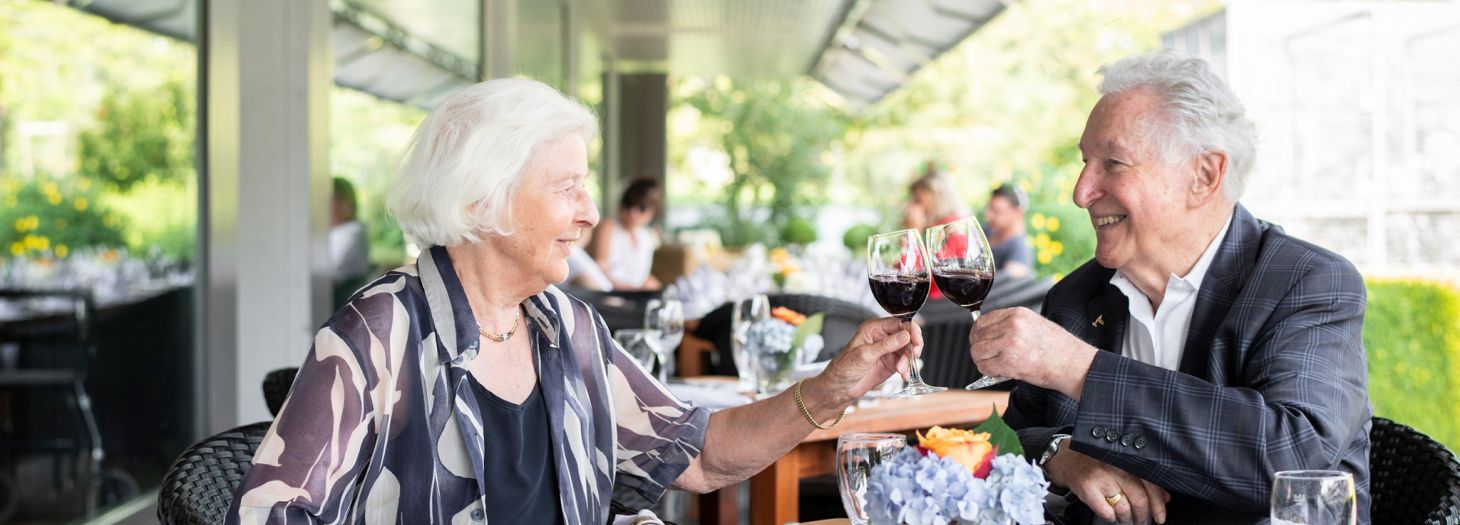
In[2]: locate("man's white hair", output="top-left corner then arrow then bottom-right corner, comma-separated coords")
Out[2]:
387,78 -> 597,247
1098,51 -> 1257,201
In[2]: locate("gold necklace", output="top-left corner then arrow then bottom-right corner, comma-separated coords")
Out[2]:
478,309 -> 521,343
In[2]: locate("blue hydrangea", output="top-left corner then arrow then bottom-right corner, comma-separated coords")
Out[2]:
864,447 -> 1050,525
745,319 -> 796,355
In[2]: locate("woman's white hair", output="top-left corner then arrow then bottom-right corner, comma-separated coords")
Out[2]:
388,78 -> 597,247
1098,51 -> 1258,200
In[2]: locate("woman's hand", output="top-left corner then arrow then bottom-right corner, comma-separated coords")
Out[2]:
809,318 -> 923,408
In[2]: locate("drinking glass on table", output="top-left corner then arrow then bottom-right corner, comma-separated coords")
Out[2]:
925,216 -> 1002,390
613,329 -> 659,372
644,297 -> 684,382
866,229 -> 943,398
837,433 -> 908,525
1271,470 -> 1357,525
731,294 -> 771,393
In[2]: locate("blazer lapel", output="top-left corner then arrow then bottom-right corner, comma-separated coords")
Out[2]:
1084,282 -> 1129,356
1178,205 -> 1264,376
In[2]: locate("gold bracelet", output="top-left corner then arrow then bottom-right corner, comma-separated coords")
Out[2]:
793,378 -> 846,430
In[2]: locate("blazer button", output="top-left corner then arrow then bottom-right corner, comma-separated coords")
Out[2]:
1134,436 -> 1147,450
1120,433 -> 1134,447
1092,426 -> 1106,438
471,509 -> 484,521
1105,431 -> 1119,443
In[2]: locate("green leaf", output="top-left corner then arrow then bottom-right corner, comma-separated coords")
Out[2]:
791,312 -> 825,353
973,404 -> 1024,457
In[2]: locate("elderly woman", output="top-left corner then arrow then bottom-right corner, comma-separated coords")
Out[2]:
227,79 -> 920,524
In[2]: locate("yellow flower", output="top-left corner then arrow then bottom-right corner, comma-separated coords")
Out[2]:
1053,272 -> 1064,282
46,192 -> 62,205
1038,251 -> 1053,265
1035,233 -> 1051,249
14,219 -> 26,233
9,242 -> 23,256
73,198 -> 88,211
24,235 -> 49,251
1031,213 -> 1046,230
55,244 -> 69,258
42,182 -> 59,195
1047,216 -> 1060,232
1051,241 -> 1064,256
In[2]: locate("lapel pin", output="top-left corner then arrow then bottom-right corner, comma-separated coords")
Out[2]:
1092,314 -> 1105,328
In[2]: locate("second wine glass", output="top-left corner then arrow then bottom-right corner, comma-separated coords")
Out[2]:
866,229 -> 944,398
925,216 -> 1005,390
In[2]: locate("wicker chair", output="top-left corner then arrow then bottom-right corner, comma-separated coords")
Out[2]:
1370,417 -> 1460,524
156,422 -> 272,525
262,367 -> 298,417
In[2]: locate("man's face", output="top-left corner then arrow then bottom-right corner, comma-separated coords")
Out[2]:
1073,88 -> 1194,272
983,196 -> 1022,234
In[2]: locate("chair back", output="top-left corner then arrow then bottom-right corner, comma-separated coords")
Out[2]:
918,314 -> 979,389
0,288 -> 97,378
1370,417 -> 1460,524
262,367 -> 299,417
157,421 -> 273,525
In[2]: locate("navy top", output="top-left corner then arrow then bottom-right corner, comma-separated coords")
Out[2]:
471,378 -> 566,525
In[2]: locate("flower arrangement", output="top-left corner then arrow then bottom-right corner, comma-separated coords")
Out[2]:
865,409 -> 1050,525
743,306 -> 825,393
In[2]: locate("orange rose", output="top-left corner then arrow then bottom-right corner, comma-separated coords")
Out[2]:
770,306 -> 807,326
916,426 -> 996,479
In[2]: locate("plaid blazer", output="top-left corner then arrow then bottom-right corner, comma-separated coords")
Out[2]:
1006,205 -> 1371,524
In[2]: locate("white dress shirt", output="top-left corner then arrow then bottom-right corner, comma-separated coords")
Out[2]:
1109,214 -> 1232,371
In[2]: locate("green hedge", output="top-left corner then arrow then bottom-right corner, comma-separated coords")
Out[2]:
1364,279 -> 1460,451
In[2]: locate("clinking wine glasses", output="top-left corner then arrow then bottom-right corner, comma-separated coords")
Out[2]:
866,229 -> 944,398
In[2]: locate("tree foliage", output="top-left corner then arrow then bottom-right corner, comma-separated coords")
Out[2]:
76,80 -> 194,191
678,77 -> 848,247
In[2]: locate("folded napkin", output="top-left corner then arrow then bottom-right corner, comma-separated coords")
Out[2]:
610,509 -> 665,525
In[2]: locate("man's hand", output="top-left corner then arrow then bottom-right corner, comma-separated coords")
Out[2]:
968,307 -> 1098,399
1047,442 -> 1170,524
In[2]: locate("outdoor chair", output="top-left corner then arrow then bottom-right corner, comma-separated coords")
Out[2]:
1370,416 -> 1460,524
262,367 -> 298,417
0,289 -> 104,514
156,421 -> 271,525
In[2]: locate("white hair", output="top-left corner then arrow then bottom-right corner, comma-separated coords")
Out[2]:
1098,51 -> 1257,200
387,78 -> 597,246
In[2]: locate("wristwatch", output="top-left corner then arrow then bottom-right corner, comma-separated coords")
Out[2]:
1039,434 -> 1072,466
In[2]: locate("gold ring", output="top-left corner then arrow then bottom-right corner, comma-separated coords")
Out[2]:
1105,491 -> 1124,506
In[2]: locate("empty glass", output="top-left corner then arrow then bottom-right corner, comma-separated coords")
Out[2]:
837,433 -> 908,525
731,294 -> 771,393
613,329 -> 659,373
644,298 -> 684,382
1271,470 -> 1357,525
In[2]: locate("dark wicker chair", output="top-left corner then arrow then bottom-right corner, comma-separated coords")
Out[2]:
1370,417 -> 1460,524
262,367 -> 298,417
157,421 -> 272,525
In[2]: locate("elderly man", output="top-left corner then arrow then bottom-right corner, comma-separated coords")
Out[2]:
970,52 -> 1370,524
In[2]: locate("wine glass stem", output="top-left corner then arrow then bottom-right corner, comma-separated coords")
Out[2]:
901,319 -> 930,385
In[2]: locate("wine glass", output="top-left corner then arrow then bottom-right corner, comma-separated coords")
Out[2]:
613,329 -> 659,372
866,229 -> 944,398
1271,470 -> 1357,525
925,216 -> 1003,390
837,433 -> 908,525
731,294 -> 771,393
644,298 -> 684,383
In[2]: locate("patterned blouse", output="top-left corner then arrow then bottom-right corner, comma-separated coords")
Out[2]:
227,246 -> 711,524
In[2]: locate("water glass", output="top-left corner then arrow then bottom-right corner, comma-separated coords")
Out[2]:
1271,470 -> 1357,525
644,298 -> 685,383
613,329 -> 659,373
731,294 -> 770,393
837,433 -> 908,525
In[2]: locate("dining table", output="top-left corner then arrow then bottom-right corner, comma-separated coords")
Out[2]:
694,387 -> 1010,525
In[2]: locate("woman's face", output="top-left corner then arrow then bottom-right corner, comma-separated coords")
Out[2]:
620,202 -> 656,229
490,136 -> 598,287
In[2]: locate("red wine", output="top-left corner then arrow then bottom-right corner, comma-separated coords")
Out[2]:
869,274 -> 930,320
933,268 -> 995,311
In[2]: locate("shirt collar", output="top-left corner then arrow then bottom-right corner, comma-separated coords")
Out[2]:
1110,211 -> 1234,294
417,246 -> 566,364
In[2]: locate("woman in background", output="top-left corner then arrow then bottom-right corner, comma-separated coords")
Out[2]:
591,178 -> 662,290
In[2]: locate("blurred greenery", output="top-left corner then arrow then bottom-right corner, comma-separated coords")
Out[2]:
676,77 -> 848,248
0,1 -> 198,262
1364,279 -> 1460,451
0,175 -> 125,258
